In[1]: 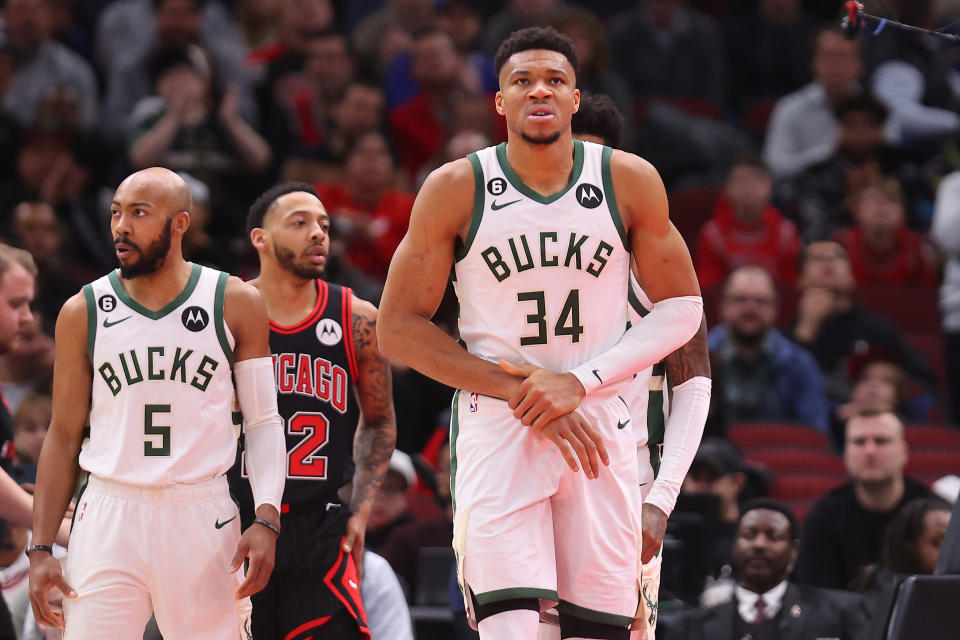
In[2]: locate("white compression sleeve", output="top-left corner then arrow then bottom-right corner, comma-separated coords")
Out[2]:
644,376 -> 711,517
234,356 -> 285,513
569,296 -> 703,394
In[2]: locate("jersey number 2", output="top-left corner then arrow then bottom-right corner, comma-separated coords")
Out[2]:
287,411 -> 330,479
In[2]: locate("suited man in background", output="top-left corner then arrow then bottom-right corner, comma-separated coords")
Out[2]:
664,499 -> 868,640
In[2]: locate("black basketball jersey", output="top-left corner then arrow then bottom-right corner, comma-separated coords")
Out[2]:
229,280 -> 360,516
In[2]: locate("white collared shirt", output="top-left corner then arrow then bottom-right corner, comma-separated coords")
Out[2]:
736,580 -> 789,623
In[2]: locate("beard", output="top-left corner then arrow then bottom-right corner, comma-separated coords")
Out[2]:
521,130 -> 562,146
273,241 -> 325,280
729,321 -> 767,349
117,217 -> 172,280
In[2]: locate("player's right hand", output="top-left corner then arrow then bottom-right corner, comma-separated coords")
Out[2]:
231,519 -> 278,599
28,553 -> 76,630
537,410 -> 610,479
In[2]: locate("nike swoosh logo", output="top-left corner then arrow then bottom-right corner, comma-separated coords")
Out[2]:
102,316 -> 132,328
215,516 -> 236,529
491,199 -> 521,211
592,369 -> 603,384
617,419 -> 630,430
348,579 -> 358,589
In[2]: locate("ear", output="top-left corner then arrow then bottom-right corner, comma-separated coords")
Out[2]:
572,88 -> 580,114
250,227 -> 266,251
172,210 -> 190,235
495,91 -> 504,116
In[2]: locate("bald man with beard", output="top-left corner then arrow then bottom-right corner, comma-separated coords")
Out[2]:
28,168 -> 287,639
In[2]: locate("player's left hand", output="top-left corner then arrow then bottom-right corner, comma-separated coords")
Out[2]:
499,360 -> 585,428
640,503 -> 668,564
231,514 -> 278,599
342,513 -> 367,581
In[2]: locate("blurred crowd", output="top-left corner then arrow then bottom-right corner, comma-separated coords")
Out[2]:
1,0 -> 960,638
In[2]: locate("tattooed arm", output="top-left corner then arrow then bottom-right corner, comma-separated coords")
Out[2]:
342,296 -> 397,576
641,314 -> 711,563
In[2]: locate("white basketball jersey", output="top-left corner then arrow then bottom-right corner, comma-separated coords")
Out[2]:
625,271 -> 670,496
81,264 -> 238,485
454,140 -> 631,388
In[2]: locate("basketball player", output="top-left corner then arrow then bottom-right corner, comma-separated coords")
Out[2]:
378,27 -> 703,640
229,182 -> 396,639
571,92 -> 712,640
27,168 -> 286,639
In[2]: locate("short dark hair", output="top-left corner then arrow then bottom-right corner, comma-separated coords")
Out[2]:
246,182 -> 320,234
726,152 -> 769,177
494,26 -> 579,77
881,497 -> 952,574
835,92 -> 888,123
738,498 -> 799,540
571,91 -> 623,147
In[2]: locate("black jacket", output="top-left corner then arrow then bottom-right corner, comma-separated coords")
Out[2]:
662,583 -> 869,640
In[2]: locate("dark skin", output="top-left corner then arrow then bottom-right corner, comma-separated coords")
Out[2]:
29,168 -> 281,629
379,49 -> 699,477
249,190 -> 396,580
733,508 -> 798,595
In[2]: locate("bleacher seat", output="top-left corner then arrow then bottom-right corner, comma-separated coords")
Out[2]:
745,448 -> 846,474
883,575 -> 960,640
904,425 -> 960,448
667,185 -> 721,252
904,448 -> 960,478
729,423 -> 830,451
853,283 -> 940,334
768,473 -> 845,501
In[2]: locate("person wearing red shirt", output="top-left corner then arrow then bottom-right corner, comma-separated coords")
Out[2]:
315,131 -> 413,280
832,178 -> 937,284
695,155 -> 801,289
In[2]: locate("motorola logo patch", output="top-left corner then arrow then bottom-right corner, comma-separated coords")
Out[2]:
576,184 -> 603,209
316,318 -> 343,346
98,294 -> 117,312
487,177 -> 508,196
181,306 -> 209,332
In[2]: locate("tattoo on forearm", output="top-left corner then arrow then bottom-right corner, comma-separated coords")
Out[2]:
664,316 -> 711,385
350,309 -> 397,512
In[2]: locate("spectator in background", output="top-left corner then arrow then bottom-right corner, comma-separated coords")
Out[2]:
235,0 -> 284,50
831,178 -> 937,284
361,551 -> 415,640
723,0 -> 818,117
610,0 -> 726,107
316,131 -> 413,281
695,155 -> 800,289
834,358 -> 902,427
570,90 -> 624,147
266,30 -> 357,165
101,0 -> 255,144
352,0 -> 436,72
366,450 -> 417,551
0,312 -> 54,413
437,0 -> 498,93
682,437 -> 751,580
1,0 -> 99,135
482,0 -> 566,55
792,241 -> 934,406
854,497 -> 952,639
763,28 -> 866,180
11,201 -> 94,325
865,0 -> 960,148
11,392 -> 49,485
390,29 -> 492,181
414,129 -> 491,190
127,45 -> 271,209
553,8 -> 634,149
176,172 -> 233,271
796,411 -> 932,590
708,267 -> 829,433
664,500 -> 868,640
930,171 -> 960,424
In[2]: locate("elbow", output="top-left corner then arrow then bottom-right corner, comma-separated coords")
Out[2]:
376,311 -> 401,362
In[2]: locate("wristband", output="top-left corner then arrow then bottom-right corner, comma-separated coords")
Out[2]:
252,518 -> 281,537
25,544 -> 54,557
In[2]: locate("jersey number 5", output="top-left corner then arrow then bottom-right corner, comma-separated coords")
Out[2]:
518,289 -> 583,346
144,403 -> 171,456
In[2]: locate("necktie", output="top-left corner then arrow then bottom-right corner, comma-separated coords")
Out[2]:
754,597 -> 767,624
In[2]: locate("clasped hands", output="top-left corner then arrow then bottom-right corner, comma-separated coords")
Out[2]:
499,360 -> 610,479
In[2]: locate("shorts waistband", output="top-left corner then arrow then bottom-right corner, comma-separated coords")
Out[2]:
87,474 -> 230,503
